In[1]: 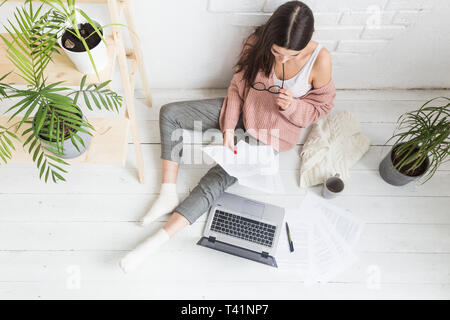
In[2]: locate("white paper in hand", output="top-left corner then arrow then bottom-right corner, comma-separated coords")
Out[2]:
202,141 -> 284,193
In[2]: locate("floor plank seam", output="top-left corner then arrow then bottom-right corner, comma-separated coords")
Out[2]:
1,193 -> 449,198
1,250 -> 449,254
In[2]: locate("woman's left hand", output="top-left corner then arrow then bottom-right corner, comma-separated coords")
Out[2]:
276,88 -> 294,110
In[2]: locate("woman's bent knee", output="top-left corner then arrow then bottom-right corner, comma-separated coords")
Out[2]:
159,101 -> 182,122
173,166 -> 237,224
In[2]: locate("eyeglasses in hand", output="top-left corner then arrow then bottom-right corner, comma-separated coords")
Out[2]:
251,63 -> 285,94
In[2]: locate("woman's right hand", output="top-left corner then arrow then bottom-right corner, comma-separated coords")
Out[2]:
223,129 -> 235,152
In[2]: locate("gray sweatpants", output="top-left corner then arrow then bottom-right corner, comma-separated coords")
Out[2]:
160,98 -> 247,224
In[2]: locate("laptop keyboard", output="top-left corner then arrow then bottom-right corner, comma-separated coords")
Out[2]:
211,210 -> 276,247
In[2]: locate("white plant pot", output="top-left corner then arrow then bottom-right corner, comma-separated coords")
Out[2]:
59,30 -> 108,74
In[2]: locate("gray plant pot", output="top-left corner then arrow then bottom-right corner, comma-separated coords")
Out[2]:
33,114 -> 92,159
379,144 -> 429,186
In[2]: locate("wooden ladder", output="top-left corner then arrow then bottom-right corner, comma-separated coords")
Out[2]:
1,0 -> 151,184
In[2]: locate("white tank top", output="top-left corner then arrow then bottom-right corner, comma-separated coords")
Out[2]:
273,44 -> 323,98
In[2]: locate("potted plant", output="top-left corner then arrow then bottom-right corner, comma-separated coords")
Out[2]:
30,0 -> 120,75
379,97 -> 449,186
37,0 -> 116,75
0,1 -> 123,182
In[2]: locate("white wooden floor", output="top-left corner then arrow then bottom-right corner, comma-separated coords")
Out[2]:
0,88 -> 449,299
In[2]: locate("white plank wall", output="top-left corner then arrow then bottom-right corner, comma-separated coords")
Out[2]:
0,89 -> 449,299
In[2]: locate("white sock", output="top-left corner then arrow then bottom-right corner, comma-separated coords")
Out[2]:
119,228 -> 170,273
141,183 -> 179,225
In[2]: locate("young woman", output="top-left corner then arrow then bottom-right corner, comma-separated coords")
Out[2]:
120,1 -> 336,272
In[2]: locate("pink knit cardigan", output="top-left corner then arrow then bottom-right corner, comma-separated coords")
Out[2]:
219,68 -> 336,152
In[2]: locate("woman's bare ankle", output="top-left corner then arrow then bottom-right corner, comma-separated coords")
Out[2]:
163,212 -> 190,237
162,159 -> 179,184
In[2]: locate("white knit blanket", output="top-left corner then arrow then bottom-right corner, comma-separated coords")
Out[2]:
299,110 -> 370,187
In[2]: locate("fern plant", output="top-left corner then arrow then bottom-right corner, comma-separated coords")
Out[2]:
0,1 -> 123,182
387,97 -> 450,183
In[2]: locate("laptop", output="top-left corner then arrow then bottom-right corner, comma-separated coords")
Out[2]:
197,192 -> 285,268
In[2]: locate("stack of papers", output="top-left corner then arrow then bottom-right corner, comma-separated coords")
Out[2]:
202,141 -> 284,193
277,192 -> 364,285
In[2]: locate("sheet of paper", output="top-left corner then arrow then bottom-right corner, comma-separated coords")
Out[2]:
276,210 -> 313,282
310,222 -> 341,282
275,192 -> 364,285
318,213 -> 358,266
311,218 -> 358,283
237,172 -> 285,194
304,192 -> 365,249
202,141 -> 284,193
201,142 -> 255,178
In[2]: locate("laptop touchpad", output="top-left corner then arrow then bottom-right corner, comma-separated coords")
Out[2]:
242,200 -> 264,219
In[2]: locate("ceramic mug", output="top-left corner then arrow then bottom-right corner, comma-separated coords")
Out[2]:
322,173 -> 345,199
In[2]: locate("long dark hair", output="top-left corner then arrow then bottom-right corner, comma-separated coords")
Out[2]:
235,1 -> 315,87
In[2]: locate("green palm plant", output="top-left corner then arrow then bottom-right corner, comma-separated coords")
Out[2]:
0,1 -> 123,183
386,97 -> 450,183
35,0 -> 125,76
